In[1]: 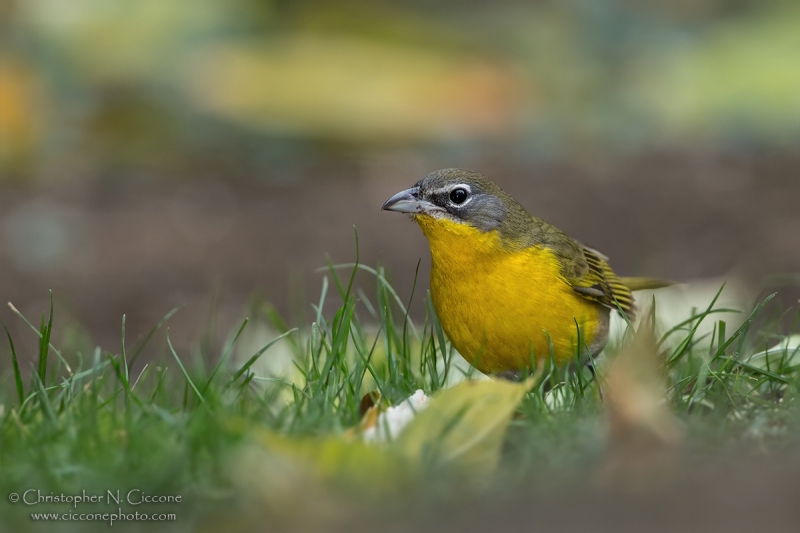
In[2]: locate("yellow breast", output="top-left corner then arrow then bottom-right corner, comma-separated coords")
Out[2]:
415,215 -> 603,374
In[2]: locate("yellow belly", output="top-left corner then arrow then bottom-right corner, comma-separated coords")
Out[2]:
416,215 -> 603,374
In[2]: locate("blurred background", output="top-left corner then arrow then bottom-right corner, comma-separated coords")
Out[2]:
1,0 -> 800,355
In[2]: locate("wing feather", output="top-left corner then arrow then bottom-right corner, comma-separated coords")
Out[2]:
516,217 -> 636,320
572,246 -> 636,320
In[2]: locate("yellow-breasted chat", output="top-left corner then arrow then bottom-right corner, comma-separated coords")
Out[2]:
382,168 -> 671,376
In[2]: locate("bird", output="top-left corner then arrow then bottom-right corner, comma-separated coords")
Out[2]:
381,168 -> 671,377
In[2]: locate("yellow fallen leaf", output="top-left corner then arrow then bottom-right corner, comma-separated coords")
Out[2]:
395,378 -> 532,475
248,428 -> 412,493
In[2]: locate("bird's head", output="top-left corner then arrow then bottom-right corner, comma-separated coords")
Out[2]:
382,168 -> 524,233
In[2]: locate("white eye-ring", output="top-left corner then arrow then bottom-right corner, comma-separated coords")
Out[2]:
448,184 -> 471,206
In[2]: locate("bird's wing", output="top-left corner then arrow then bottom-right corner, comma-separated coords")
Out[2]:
516,216 -> 636,320
550,240 -> 636,320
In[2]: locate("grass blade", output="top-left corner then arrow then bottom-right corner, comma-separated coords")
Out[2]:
224,328 -> 297,391
129,305 -> 183,367
202,318 -> 249,394
29,363 -> 57,425
1,319 -> 25,405
8,299 -> 73,376
37,291 -> 55,383
166,329 -> 206,406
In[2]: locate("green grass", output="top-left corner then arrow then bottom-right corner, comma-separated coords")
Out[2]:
1,258 -> 799,532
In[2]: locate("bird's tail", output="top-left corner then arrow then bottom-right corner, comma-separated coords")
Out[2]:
620,277 -> 675,291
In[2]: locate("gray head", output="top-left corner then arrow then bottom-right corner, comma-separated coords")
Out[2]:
381,168 -> 517,232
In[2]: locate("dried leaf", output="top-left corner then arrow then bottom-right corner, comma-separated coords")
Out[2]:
359,389 -> 382,417
599,320 -> 684,487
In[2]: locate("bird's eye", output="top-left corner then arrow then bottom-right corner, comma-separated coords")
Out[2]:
449,188 -> 469,205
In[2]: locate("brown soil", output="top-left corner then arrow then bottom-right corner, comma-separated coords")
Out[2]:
1,149 -> 799,363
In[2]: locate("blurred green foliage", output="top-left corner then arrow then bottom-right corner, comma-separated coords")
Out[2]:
1,0 -> 798,179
